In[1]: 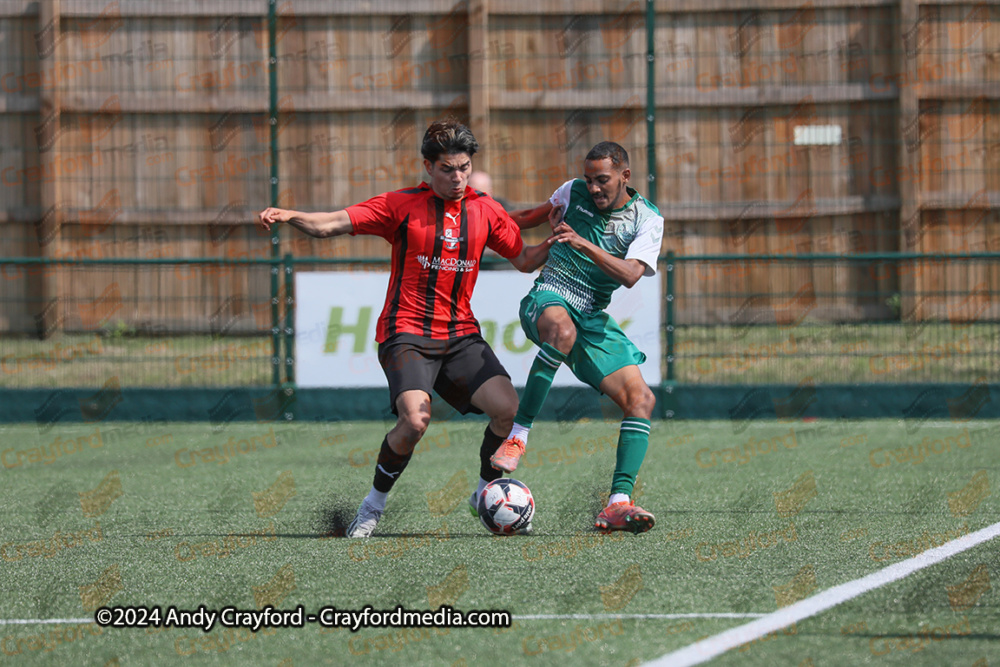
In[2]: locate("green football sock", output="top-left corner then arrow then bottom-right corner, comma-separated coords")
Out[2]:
513,343 -> 567,428
611,417 -> 651,496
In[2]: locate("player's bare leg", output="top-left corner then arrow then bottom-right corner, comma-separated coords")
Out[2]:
535,305 -> 577,357
348,390 -> 430,538
472,375 -> 518,486
386,390 -> 432,453
494,305 -> 576,472
594,365 -> 656,534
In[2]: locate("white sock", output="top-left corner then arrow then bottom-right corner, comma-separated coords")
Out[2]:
365,486 -> 388,510
508,423 -> 531,445
476,477 -> 492,496
608,493 -> 630,507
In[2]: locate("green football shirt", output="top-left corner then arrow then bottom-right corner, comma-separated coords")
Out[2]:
533,178 -> 664,313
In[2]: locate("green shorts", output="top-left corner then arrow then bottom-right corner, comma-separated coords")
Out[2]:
519,288 -> 646,392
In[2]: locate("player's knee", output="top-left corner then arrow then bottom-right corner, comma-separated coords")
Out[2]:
558,324 -> 577,353
627,385 -> 656,419
492,406 -> 516,434
485,393 -> 517,431
397,412 -> 430,442
544,323 -> 576,355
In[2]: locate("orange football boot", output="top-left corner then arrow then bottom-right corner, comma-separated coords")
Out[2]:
595,501 -> 655,534
490,437 -> 526,473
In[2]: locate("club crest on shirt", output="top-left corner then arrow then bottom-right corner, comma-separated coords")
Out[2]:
440,227 -> 463,251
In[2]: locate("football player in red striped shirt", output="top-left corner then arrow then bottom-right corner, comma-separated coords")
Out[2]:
258,119 -> 553,537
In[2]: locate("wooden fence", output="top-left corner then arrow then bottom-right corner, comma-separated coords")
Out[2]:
0,0 -> 997,334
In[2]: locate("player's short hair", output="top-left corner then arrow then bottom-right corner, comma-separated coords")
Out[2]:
586,141 -> 630,170
421,119 -> 479,163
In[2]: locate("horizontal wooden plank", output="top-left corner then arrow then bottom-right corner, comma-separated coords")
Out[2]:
61,93 -> 270,114
652,195 -> 902,221
919,191 -> 1000,210
917,84 -> 1000,101
19,85 -> 1000,117
3,0 -> 981,19
0,207 -> 259,226
488,0 -> 642,13
60,0 -> 292,18
658,0 -> 896,9
0,207 -> 37,224
288,91 -> 469,112
53,0 -> 467,18
487,89 -> 642,110
0,96 -> 39,113
52,92 -> 469,114
490,85 -> 898,110
656,86 -> 900,108
9,85 -> 903,116
496,0 -> 896,13
0,196 -> 910,225
0,1 -> 34,17
3,0 -> 908,18
276,0 -> 466,15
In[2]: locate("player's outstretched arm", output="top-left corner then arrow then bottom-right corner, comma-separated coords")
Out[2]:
257,208 -> 353,238
509,201 -> 554,230
551,222 -> 646,287
508,235 -> 557,273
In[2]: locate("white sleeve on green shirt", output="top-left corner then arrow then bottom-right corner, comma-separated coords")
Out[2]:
548,180 -> 576,211
625,212 -> 664,277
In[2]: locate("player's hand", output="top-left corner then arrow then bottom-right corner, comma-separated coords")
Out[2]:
548,205 -> 564,232
257,207 -> 289,231
552,222 -> 585,250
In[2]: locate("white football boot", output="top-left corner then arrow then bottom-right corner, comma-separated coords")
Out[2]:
347,497 -> 383,538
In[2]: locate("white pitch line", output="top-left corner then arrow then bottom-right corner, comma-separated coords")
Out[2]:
646,519 -> 1000,667
515,613 -> 766,621
0,618 -> 92,626
901,422 -> 989,429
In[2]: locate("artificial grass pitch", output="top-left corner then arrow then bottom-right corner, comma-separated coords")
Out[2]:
0,418 -> 997,665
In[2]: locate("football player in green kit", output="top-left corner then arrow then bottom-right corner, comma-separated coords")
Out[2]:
491,141 -> 664,534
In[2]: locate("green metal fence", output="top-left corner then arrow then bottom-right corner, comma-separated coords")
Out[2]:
0,257 -> 285,389
1,4 -> 997,423
665,252 -> 1000,386
2,252 -> 997,396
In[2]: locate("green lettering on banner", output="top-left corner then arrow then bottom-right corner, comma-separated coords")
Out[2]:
480,320 -> 497,349
503,321 -> 532,353
324,307 -> 372,354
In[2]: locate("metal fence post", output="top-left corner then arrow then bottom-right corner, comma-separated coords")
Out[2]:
269,260 -> 282,389
645,0 -> 657,206
665,251 -> 675,383
283,253 -> 296,380
268,0 -> 281,389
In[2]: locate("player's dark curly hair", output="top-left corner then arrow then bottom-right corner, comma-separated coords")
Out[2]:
586,141 -> 630,169
421,118 -> 479,163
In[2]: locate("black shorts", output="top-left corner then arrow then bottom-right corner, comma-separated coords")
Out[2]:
377,333 -> 510,415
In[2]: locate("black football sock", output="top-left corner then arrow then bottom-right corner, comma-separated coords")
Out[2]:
372,436 -> 412,493
479,425 -> 505,484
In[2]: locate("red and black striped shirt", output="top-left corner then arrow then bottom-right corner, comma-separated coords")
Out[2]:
346,183 -> 524,343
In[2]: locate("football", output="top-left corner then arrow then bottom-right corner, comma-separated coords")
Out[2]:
477,478 -> 535,535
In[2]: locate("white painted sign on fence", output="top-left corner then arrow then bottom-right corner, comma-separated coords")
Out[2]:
295,271 -> 660,388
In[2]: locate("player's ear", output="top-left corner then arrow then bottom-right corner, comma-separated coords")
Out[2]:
620,167 -> 631,184
423,158 -> 433,175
